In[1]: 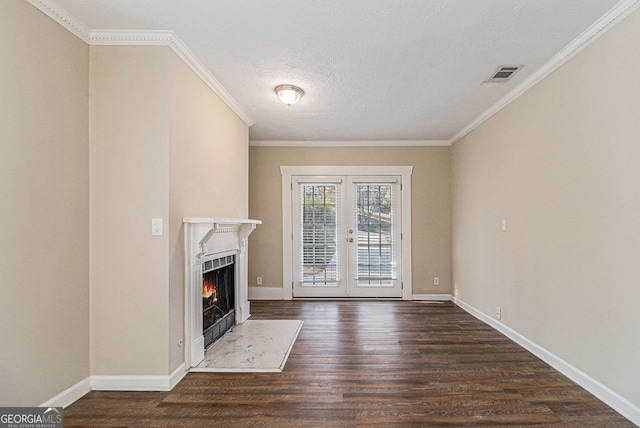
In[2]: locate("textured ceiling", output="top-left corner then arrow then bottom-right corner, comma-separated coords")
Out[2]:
53,0 -> 621,141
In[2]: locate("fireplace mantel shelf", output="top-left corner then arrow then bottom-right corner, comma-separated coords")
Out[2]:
183,217 -> 261,225
183,218 -> 262,259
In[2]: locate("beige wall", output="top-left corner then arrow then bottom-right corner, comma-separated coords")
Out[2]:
0,1 -> 90,405
248,146 -> 451,295
90,45 -> 249,377
452,9 -> 640,407
90,46 -> 170,375
167,51 -> 248,372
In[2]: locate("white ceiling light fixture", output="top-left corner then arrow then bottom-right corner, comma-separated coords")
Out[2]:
275,85 -> 304,106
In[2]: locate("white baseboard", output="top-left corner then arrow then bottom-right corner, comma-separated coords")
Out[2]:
453,297 -> 640,426
249,286 -> 284,300
91,375 -> 171,391
169,363 -> 188,390
412,294 -> 452,301
250,289 -> 453,302
92,363 -> 187,392
40,377 -> 91,408
41,364 -> 189,408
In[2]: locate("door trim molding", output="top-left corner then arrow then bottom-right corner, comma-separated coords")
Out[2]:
281,166 -> 413,300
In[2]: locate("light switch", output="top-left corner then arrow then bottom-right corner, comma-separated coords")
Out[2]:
152,218 -> 163,236
501,219 -> 507,232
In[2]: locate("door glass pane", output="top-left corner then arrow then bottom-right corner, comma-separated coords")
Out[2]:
355,184 -> 395,287
299,184 -> 340,286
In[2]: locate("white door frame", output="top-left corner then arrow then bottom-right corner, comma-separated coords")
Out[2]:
281,165 -> 413,300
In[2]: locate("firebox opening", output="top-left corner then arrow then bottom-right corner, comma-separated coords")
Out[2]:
202,255 -> 235,349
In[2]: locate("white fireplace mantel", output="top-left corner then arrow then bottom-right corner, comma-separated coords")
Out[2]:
183,217 -> 261,367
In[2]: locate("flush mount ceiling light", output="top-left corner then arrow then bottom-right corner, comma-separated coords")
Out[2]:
275,85 -> 304,106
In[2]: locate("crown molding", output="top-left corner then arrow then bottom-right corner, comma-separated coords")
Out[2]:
90,29 -> 173,46
26,1 -> 254,127
165,33 -> 254,126
450,0 -> 640,144
26,0 -> 90,43
250,140 -> 451,147
27,0 -> 638,142
90,30 -> 255,126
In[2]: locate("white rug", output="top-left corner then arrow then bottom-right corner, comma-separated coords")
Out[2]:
192,319 -> 303,372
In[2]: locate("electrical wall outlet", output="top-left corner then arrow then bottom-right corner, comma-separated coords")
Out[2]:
495,307 -> 502,320
433,277 -> 439,286
257,276 -> 262,285
152,218 -> 163,236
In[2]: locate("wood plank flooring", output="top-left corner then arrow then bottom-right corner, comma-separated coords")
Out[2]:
65,301 -> 633,427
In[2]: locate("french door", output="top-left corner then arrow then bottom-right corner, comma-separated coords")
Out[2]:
292,175 -> 402,298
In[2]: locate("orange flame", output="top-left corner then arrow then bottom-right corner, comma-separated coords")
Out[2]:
202,279 -> 217,302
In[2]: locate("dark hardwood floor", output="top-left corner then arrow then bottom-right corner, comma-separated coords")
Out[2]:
65,301 -> 632,427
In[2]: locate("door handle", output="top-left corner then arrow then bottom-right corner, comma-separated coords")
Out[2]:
347,238 -> 354,243
348,229 -> 354,234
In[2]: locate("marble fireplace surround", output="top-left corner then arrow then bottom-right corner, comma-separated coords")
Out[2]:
183,218 -> 261,368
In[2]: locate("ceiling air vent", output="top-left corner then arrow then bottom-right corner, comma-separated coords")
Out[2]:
484,65 -> 523,83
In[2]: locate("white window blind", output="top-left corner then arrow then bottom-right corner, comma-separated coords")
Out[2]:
353,182 -> 398,287
297,182 -> 341,285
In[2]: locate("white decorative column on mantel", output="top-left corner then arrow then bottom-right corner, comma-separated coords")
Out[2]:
183,217 -> 261,367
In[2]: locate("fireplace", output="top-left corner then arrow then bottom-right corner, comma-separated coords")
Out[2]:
183,218 -> 261,367
202,255 -> 235,349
